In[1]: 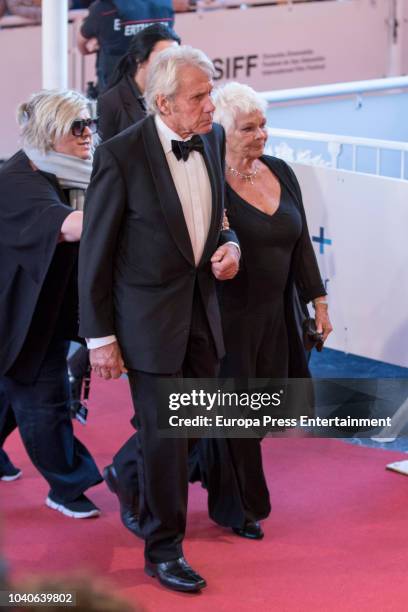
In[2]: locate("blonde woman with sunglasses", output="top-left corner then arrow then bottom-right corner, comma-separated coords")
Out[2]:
0,90 -> 102,518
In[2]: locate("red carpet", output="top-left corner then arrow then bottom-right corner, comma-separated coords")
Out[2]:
2,377 -> 408,611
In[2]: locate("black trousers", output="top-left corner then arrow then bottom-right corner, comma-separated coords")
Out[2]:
113,288 -> 218,563
0,338 -> 102,501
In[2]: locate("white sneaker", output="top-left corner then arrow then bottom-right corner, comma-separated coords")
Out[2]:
45,492 -> 100,519
0,464 -> 22,481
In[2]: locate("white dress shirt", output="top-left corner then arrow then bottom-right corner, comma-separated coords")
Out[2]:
154,114 -> 213,265
87,115 -> 214,350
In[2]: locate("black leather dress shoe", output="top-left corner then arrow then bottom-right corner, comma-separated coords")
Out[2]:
145,557 -> 206,592
103,465 -> 142,538
232,521 -> 264,540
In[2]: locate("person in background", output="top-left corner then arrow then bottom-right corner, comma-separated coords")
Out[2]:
71,0 -> 93,8
77,0 -> 192,92
98,23 -> 180,141
208,81 -> 332,539
0,90 -> 102,518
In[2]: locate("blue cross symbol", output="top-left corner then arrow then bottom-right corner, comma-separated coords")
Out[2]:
312,227 -> 332,254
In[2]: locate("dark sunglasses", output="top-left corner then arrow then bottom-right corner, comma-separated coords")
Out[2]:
71,117 -> 98,137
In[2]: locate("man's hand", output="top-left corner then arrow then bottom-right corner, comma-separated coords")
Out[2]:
211,243 -> 240,280
77,31 -> 98,55
90,341 -> 128,380
85,37 -> 100,53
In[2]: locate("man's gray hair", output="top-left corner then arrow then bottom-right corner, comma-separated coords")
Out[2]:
213,82 -> 267,133
145,45 -> 215,115
17,89 -> 91,153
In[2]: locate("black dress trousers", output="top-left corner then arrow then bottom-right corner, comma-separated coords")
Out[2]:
113,285 -> 219,563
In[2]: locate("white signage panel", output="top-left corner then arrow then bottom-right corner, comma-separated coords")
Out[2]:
292,163 -> 408,367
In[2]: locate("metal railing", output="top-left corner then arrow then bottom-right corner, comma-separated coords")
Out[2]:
260,76 -> 408,105
262,76 -> 408,179
267,127 -> 408,178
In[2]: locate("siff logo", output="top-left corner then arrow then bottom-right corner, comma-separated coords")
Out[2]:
213,55 -> 259,80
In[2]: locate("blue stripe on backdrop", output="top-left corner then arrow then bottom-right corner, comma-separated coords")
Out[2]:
310,348 -> 408,379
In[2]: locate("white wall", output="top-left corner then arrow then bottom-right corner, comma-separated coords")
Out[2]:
0,17 -> 76,159
174,0 -> 390,89
293,163 -> 408,367
78,0 -> 391,92
0,0 -> 392,158
400,0 -> 408,75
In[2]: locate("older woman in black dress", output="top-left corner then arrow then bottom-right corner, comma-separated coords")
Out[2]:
208,82 -> 333,539
98,23 -> 180,141
0,90 -> 102,517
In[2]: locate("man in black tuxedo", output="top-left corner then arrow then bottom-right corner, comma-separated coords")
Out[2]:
78,45 -> 239,592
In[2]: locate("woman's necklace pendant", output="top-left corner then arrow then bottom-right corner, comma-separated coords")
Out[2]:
227,162 -> 259,185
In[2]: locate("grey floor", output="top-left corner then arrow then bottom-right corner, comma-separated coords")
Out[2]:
310,348 -> 408,453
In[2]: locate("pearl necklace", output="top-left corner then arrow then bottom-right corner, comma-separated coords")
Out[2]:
227,161 -> 259,185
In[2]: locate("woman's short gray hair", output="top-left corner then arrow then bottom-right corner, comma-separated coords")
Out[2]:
213,82 -> 267,133
17,89 -> 91,153
145,45 -> 215,115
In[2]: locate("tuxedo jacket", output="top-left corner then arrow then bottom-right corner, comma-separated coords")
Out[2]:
98,76 -> 146,142
78,115 -> 237,374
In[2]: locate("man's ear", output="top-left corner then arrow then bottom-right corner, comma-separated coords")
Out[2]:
156,94 -> 170,116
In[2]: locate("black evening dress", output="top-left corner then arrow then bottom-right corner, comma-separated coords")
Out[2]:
197,155 -> 326,529
219,166 -> 302,378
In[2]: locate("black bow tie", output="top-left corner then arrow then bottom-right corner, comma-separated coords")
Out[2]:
171,135 -> 204,161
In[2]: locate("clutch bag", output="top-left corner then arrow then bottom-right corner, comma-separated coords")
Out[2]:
302,317 -> 324,352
